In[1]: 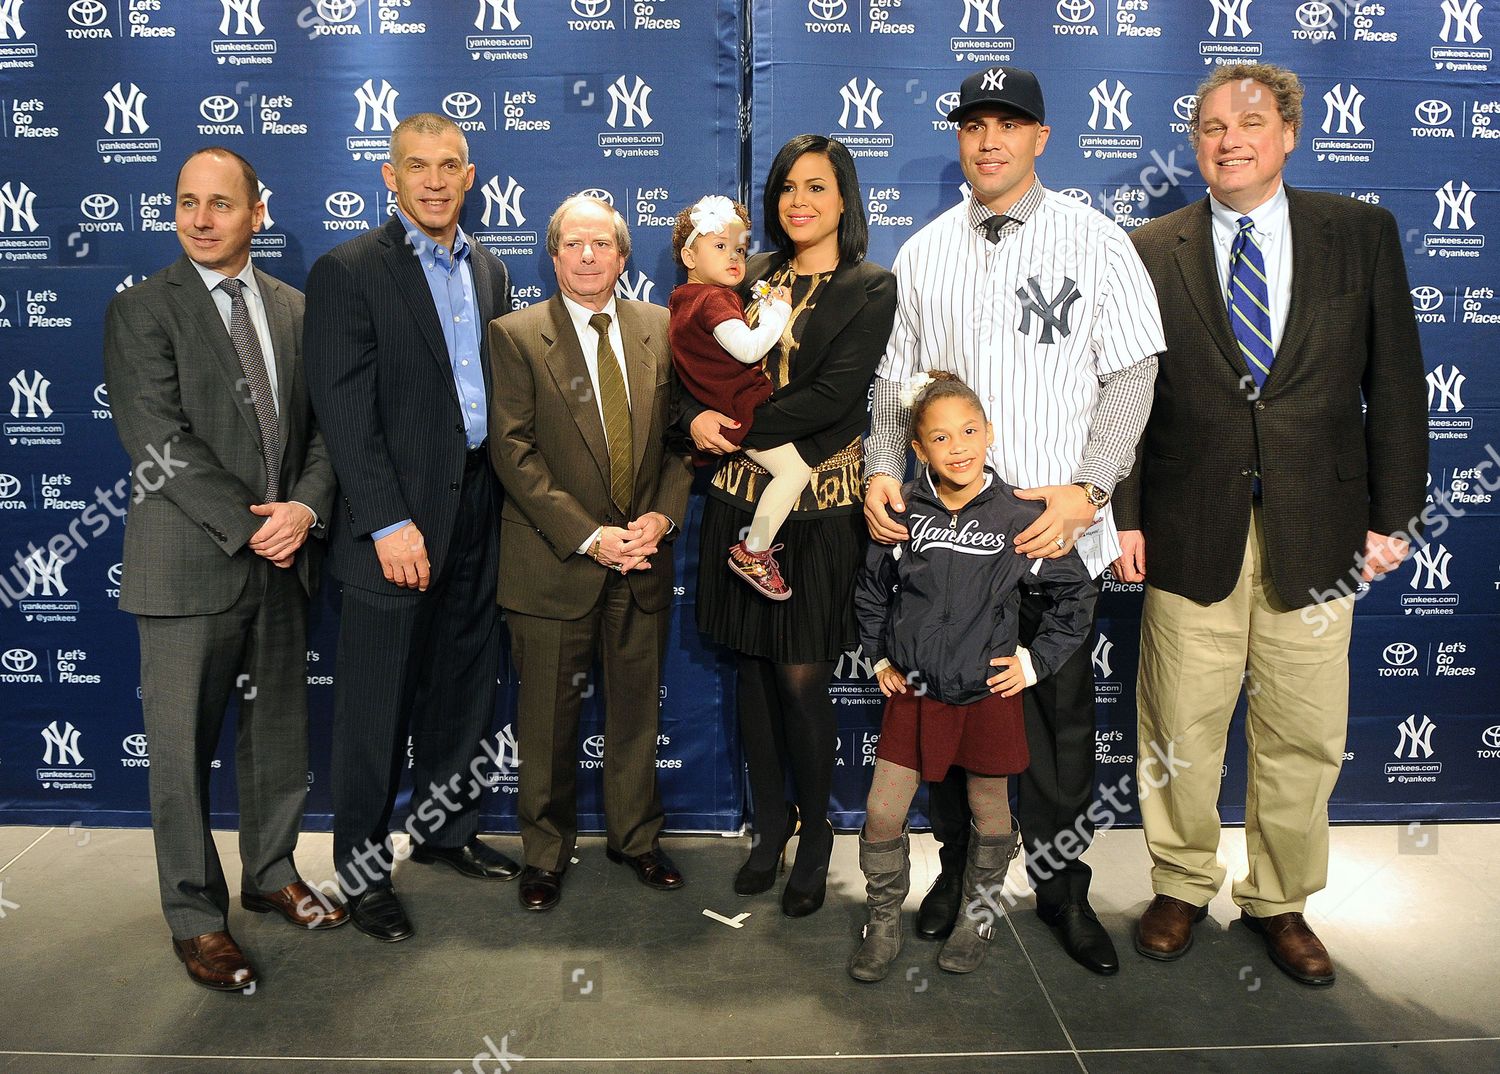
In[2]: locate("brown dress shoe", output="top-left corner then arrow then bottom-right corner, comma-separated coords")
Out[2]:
1242,911 -> 1335,986
605,847 -> 685,890
172,931 -> 257,992
1135,893 -> 1209,961
519,866 -> 564,912
242,881 -> 349,930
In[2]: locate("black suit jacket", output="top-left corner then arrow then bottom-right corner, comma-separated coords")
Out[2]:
104,256 -> 333,615
1115,187 -> 1427,608
303,214 -> 512,593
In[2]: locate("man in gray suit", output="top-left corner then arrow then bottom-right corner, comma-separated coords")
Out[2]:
489,195 -> 694,912
104,147 -> 343,992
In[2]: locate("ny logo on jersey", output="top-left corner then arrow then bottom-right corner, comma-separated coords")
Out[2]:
1015,276 -> 1082,345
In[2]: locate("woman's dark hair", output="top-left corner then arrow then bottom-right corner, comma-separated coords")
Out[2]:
911,370 -> 986,439
760,134 -> 868,265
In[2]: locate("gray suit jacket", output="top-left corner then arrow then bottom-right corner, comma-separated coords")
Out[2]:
103,256 -> 335,616
488,294 -> 693,620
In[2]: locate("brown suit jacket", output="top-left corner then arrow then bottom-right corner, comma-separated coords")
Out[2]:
488,294 -> 693,619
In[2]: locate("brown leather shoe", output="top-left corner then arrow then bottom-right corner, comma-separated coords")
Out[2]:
242,881 -> 349,930
172,931 -> 257,992
1135,893 -> 1209,961
605,847 -> 685,891
1242,911 -> 1335,986
518,866 -> 564,912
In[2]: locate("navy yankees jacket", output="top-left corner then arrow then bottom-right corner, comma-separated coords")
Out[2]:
854,468 -> 1097,706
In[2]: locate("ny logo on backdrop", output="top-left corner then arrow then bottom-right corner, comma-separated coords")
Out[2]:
1426,365 -> 1466,412
481,176 -> 525,227
1394,714 -> 1437,760
1409,544 -> 1452,591
355,78 -> 399,132
1432,181 -> 1475,230
1091,635 -> 1113,679
1209,0 -> 1253,37
103,82 -> 149,135
606,75 -> 652,128
476,0 -> 520,31
0,0 -> 23,40
615,270 -> 654,303
1015,276 -> 1082,344
0,182 -> 37,232
9,369 -> 51,417
1440,0 -> 1483,43
1322,84 -> 1365,134
1088,79 -> 1132,131
961,0 -> 1004,33
21,549 -> 68,596
41,721 -> 83,766
838,77 -> 883,129
219,0 -> 264,36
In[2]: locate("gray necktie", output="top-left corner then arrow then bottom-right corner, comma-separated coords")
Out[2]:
217,277 -> 281,501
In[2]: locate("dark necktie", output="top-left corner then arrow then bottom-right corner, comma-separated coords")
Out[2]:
217,277 -> 281,501
589,312 -> 634,511
1227,215 -> 1274,389
981,214 -> 1010,244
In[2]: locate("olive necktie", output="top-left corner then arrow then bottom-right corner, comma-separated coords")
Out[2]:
589,312 -> 634,511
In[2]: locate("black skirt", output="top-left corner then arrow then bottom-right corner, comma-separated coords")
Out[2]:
696,495 -> 866,664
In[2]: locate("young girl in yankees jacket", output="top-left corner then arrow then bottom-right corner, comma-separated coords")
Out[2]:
849,371 -> 1095,981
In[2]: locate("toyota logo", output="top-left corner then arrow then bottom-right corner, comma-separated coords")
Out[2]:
443,92 -> 482,120
0,473 -> 20,499
1483,726 -> 1500,749
1414,99 -> 1453,127
122,733 -> 149,758
935,91 -> 961,117
1059,187 -> 1093,206
576,187 -> 614,205
1,648 -> 37,673
1410,286 -> 1443,312
1056,0 -> 1095,23
571,0 -> 612,17
1295,2 -> 1333,29
807,0 -> 847,20
326,191 -> 365,218
1383,642 -> 1419,667
80,193 -> 119,221
1173,94 -> 1198,122
316,0 -> 359,21
69,0 -> 108,26
200,96 -> 239,123
583,734 -> 605,759
107,562 -> 124,586
94,383 -> 110,408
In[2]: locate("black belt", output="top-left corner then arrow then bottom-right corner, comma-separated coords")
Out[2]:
465,441 -> 489,471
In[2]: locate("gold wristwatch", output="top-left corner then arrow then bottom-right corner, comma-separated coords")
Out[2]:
1074,481 -> 1110,508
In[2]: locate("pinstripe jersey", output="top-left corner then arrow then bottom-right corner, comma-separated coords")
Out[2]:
869,181 -> 1165,575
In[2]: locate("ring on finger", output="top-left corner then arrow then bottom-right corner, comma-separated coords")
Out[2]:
1055,536 -> 1066,550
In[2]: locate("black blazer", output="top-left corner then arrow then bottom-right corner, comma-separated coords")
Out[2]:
737,252 -> 897,466
303,214 -> 512,593
1115,187 -> 1427,608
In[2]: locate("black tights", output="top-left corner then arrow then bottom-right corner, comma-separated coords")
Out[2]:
736,655 -> 837,869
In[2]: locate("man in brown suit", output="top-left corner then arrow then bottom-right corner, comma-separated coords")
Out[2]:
488,195 -> 694,911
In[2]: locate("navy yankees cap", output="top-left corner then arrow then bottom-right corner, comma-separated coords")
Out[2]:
947,66 -> 1046,125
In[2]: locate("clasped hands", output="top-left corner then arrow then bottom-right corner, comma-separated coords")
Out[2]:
589,512 -> 671,573
248,501 -> 315,569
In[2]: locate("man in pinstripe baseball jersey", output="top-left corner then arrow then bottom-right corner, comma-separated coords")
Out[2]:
864,66 -> 1164,976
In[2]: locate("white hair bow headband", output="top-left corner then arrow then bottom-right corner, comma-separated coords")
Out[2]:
898,372 -> 935,408
685,194 -> 743,249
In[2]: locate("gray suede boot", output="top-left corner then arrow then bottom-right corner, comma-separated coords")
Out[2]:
847,827 -> 910,983
937,821 -> 1022,975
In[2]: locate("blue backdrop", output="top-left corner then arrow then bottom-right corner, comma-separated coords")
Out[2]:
1,0 -> 1495,834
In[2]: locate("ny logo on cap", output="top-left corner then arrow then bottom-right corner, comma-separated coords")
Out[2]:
981,68 -> 1006,92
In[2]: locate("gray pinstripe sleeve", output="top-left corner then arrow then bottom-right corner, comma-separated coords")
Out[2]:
1073,355 -> 1158,491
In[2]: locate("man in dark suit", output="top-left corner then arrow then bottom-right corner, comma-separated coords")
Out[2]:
1113,64 -> 1427,986
488,194 -> 694,912
104,147 -> 343,992
304,113 -> 516,942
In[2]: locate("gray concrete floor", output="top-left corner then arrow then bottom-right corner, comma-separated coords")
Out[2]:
0,823 -> 1496,1073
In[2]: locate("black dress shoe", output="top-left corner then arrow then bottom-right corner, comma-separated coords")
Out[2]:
347,887 -> 414,943
1039,901 -> 1119,976
411,837 -> 521,881
734,804 -> 799,897
781,819 -> 833,918
518,865 -> 564,912
915,871 -> 963,940
606,847 -> 684,890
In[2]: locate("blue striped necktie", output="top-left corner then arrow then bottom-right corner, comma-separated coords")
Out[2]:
1227,215 -> 1274,389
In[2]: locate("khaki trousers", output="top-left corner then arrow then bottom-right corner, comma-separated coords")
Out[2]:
1137,506 -> 1355,916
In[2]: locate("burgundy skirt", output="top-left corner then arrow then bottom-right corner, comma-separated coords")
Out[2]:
875,688 -> 1028,781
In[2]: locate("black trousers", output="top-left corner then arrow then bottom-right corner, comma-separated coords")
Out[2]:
926,584 -> 1100,911
330,457 -> 501,893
